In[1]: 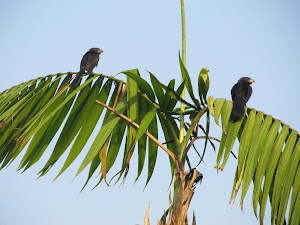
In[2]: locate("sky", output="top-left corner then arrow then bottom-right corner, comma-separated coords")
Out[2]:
0,1 -> 300,225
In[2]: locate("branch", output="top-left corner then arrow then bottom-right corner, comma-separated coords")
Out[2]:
185,136 -> 218,154
185,136 -> 237,159
95,100 -> 177,162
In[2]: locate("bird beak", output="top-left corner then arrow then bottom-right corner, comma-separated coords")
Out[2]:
249,79 -> 255,83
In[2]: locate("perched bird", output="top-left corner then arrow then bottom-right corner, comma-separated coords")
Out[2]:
70,48 -> 103,87
231,77 -> 255,118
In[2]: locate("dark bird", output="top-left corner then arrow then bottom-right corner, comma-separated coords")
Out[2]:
70,47 -> 103,87
231,77 -> 255,118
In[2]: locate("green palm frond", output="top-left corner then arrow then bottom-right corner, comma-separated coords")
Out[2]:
0,72 -> 157,187
0,70 -> 190,190
211,97 -> 300,225
1,69 -> 299,225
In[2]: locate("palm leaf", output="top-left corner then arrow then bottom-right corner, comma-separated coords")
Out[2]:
1,72 -> 299,225
213,97 -> 300,225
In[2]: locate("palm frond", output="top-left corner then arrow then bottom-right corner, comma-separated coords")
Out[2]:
212,97 -> 300,225
0,71 -> 188,190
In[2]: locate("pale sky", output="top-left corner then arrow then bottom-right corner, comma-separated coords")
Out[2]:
0,1 -> 299,225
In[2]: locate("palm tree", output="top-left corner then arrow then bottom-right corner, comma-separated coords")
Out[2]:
0,1 -> 299,225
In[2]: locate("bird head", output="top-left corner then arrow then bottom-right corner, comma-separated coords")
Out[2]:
238,77 -> 255,84
89,48 -> 103,54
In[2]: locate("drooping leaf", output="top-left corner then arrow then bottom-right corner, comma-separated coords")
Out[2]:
136,96 -> 149,181
278,139 -> 300,225
0,76 -> 64,168
16,75 -> 77,170
178,107 -> 207,161
219,114 -> 244,170
81,151 -> 101,191
213,98 -> 225,126
207,96 -> 214,116
159,80 -> 196,110
149,72 -> 165,106
198,111 -> 210,165
105,116 -> 127,173
220,100 -> 233,134
76,91 -> 127,177
240,115 -> 273,205
36,77 -> 102,176
145,112 -> 158,187
259,125 -> 289,222
271,130 -> 297,225
178,53 -> 200,108
162,79 -> 175,110
125,69 -> 139,159
158,113 -> 178,178
236,109 -> 257,181
214,97 -> 300,224
288,154 -> 300,225
167,79 -> 185,111
17,75 -> 98,156
53,78 -> 113,179
252,120 -> 281,215
133,110 -> 157,151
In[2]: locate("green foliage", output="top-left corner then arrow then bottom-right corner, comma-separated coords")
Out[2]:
1,1 -> 298,223
0,65 -> 299,225
212,97 -> 300,225
0,70 -> 193,188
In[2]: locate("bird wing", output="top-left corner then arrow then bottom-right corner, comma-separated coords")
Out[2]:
245,86 -> 253,103
85,52 -> 100,74
231,83 -> 238,101
232,96 -> 246,117
80,51 -> 90,71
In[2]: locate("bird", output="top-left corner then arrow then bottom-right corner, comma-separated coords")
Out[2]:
70,47 -> 103,87
231,77 -> 255,118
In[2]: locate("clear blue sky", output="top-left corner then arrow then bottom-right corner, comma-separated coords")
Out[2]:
0,1 -> 299,225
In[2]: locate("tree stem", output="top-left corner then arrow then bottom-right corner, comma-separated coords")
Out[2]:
179,0 -> 186,145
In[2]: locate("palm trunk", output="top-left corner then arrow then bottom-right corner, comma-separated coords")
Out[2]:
166,162 -> 202,225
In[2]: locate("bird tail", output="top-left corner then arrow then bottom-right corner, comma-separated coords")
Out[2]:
70,69 -> 85,87
232,97 -> 246,118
